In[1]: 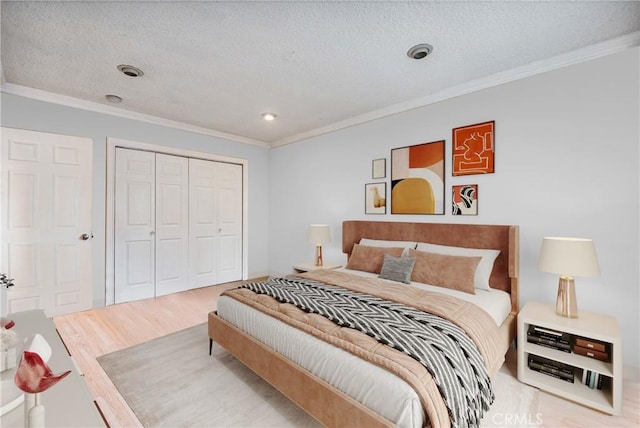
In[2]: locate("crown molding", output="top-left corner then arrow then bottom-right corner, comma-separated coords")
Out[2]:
271,31 -> 640,148
0,83 -> 270,148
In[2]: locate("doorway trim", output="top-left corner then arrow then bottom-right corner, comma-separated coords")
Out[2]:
105,137 -> 248,306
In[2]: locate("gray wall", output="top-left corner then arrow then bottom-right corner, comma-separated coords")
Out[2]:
269,48 -> 640,367
0,93 -> 271,306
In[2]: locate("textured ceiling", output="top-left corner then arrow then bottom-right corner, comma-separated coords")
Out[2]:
2,1 -> 640,147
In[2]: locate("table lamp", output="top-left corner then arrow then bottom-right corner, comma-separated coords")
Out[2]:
308,224 -> 331,266
537,237 -> 600,318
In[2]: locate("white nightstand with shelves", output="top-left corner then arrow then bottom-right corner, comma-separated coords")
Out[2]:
292,262 -> 342,273
517,301 -> 622,415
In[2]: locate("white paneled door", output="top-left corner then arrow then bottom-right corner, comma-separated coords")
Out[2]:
114,148 -> 242,304
216,162 -> 243,284
155,153 -> 189,297
114,148 -> 156,303
187,159 -> 243,288
188,158 -> 218,289
1,128 -> 93,317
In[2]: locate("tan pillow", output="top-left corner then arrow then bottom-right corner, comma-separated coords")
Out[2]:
408,249 -> 481,294
346,244 -> 405,274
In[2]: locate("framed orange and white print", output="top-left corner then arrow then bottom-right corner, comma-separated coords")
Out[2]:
391,140 -> 444,214
452,121 -> 495,176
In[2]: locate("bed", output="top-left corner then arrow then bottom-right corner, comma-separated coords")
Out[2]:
208,220 -> 519,427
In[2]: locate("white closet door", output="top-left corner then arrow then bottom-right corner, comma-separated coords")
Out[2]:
155,154 -> 189,296
114,148 -> 156,303
1,127 -> 93,317
217,163 -> 243,283
188,158 -> 218,288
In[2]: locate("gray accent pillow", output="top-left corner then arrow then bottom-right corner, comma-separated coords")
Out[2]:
378,253 -> 416,284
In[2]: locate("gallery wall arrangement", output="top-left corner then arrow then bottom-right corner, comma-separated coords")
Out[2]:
364,121 -> 494,217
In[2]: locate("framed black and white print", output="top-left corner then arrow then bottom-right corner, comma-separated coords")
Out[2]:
365,182 -> 386,214
452,184 -> 478,215
372,158 -> 386,179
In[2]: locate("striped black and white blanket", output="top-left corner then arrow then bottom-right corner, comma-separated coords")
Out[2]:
243,275 -> 494,428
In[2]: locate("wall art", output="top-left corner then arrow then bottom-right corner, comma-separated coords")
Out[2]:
391,140 -> 444,214
372,158 -> 386,179
452,121 -> 495,176
452,184 -> 478,215
365,182 -> 386,214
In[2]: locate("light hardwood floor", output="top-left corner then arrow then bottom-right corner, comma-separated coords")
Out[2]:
54,283 -> 639,428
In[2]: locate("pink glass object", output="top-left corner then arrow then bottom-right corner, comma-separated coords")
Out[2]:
14,351 -> 71,393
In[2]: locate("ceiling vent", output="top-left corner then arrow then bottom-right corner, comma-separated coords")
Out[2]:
117,64 -> 144,77
105,94 -> 122,103
407,44 -> 433,60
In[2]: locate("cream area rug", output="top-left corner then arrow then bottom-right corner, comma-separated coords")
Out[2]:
98,323 -> 539,428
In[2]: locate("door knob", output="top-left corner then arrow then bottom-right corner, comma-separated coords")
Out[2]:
80,233 -> 92,240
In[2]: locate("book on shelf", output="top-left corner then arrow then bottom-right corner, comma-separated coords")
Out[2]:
528,355 -> 574,383
573,345 -> 609,362
574,337 -> 607,353
582,369 -> 604,390
528,325 -> 571,343
527,325 -> 571,352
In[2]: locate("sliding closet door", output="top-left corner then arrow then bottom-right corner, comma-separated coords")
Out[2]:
217,163 -> 243,283
114,149 -> 243,303
189,159 -> 218,288
114,148 -> 156,304
188,159 -> 243,288
155,154 -> 189,297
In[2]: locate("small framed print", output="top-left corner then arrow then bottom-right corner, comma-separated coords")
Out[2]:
365,182 -> 386,214
372,158 -> 386,179
452,184 -> 478,215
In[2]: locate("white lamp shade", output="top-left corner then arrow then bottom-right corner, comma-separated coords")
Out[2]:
537,237 -> 600,277
308,224 -> 331,245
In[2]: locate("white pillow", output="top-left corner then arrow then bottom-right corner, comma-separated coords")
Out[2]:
359,238 -> 417,250
415,242 -> 500,291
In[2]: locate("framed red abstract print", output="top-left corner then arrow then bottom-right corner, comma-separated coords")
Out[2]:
452,121 -> 495,176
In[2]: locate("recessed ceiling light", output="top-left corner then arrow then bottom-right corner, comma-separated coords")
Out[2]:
261,112 -> 277,121
407,43 -> 434,60
105,94 -> 122,103
117,64 -> 144,77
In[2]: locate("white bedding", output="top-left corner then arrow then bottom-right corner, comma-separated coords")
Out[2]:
216,269 -> 512,428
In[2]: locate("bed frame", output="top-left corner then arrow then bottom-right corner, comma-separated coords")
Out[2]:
209,221 -> 519,427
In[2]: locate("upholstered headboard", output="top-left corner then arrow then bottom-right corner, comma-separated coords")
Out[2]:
342,220 -> 519,313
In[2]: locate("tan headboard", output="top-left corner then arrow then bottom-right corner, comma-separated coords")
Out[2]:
342,220 -> 519,313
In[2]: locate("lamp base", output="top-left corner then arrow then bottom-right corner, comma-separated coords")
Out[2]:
556,275 -> 578,318
314,245 -> 324,266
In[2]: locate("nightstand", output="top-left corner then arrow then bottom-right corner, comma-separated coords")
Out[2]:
292,262 -> 342,273
517,301 -> 622,415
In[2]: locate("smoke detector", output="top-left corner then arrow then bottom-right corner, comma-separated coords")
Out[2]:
407,43 -> 434,60
117,64 -> 144,77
